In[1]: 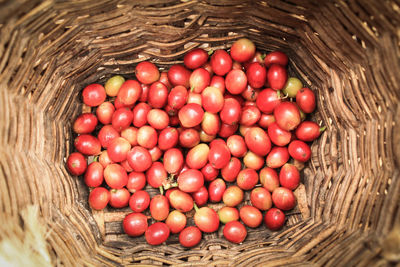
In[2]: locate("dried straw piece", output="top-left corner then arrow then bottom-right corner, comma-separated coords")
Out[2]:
0,0 -> 399,266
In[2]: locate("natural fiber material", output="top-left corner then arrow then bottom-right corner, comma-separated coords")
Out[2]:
0,0 -> 399,266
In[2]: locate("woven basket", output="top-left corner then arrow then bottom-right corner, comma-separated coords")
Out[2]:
1,0 -> 399,266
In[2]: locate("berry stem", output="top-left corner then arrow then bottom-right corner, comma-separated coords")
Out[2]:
193,203 -> 199,212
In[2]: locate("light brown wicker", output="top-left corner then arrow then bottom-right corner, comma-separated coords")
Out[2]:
0,0 -> 399,266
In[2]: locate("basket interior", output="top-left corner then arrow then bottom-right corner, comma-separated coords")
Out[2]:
0,0 -> 399,266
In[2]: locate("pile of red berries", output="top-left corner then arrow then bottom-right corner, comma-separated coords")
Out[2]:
66,38 -> 323,247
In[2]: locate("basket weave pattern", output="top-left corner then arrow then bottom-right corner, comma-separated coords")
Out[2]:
0,0 -> 399,266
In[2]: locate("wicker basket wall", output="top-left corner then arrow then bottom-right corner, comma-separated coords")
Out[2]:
0,0 -> 399,266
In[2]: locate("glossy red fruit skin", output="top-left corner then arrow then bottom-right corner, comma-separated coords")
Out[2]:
237,169 -> 259,190
169,189 -> 194,212
218,123 -> 238,138
266,146 -> 290,169
132,102 -> 151,128
210,75 -> 225,93
225,69 -> 247,95
146,161 -> 168,188
250,187 -> 272,211
178,103 -> 204,128
147,147 -> 162,162
194,207 -> 220,233
129,190 -> 150,212
179,128 -> 200,148
208,178 -> 226,203
120,159 -> 133,172
240,106 -> 261,126
104,163 -> 128,189
89,187 -> 110,210
256,88 -> 281,114
178,169 -> 204,193
191,186 -> 209,206
186,143 -> 210,170
74,134 -> 101,156
295,121 -> 322,142
114,97 -> 133,109
265,208 -> 286,230
222,185 -> 244,207
274,102 -> 301,131
165,210 -> 186,234
116,80 -> 142,106
258,114 -> 276,129
208,142 -> 231,169
138,83 -> 150,102
199,130 -> 216,144
120,127 -> 138,147
288,140 -> 311,162
150,195 -> 170,221
99,150 -> 114,168
123,212 -> 148,237
73,113 -> 98,134
243,50 -> 264,69
84,162 -> 104,187
127,146 -> 152,172
259,167 -> 279,192
218,207 -> 240,224
184,48 -> 209,69
147,109 -> 169,131
148,81 -> 168,108
163,148 -> 184,175
230,38 -> 256,63
211,49 -> 233,76
126,172 -> 146,193
296,88 -> 316,113
268,122 -> 292,146
145,222 -> 170,245
226,135 -> 247,157
221,157 -> 241,182
267,64 -> 287,91
279,163 -> 300,190
202,112 -> 221,136
201,163 -> 218,182
168,85 -> 188,111
179,226 -> 202,247
246,62 -> 267,89
241,85 -> 259,102
244,127 -> 271,157
220,98 -> 241,125
190,68 -> 211,93
96,102 -> 115,125
239,205 -> 263,228
107,137 -> 131,162
201,86 -> 224,114
109,188 -> 130,208
66,152 -> 87,176
82,84 -> 106,107
223,221 -> 247,244
187,91 -> 202,105
264,51 -> 288,68
135,61 -> 160,84
159,71 -> 173,90
272,187 -> 296,210
137,125 -> 158,149
168,64 -> 191,88
112,107 -> 134,132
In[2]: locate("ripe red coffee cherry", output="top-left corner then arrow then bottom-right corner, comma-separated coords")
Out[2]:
223,221 -> 247,244
264,208 -> 286,231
